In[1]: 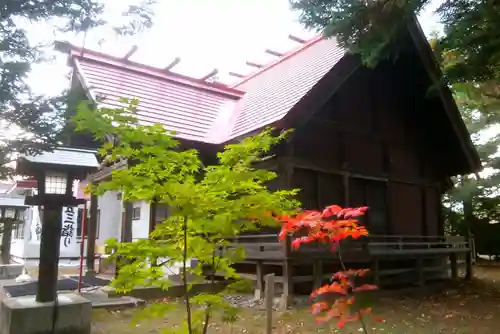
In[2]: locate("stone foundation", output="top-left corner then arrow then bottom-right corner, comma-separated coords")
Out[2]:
0,293 -> 91,334
0,264 -> 24,279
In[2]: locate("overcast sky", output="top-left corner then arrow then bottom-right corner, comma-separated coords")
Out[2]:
25,0 -> 443,96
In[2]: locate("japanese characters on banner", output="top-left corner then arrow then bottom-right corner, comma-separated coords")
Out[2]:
61,206 -> 77,247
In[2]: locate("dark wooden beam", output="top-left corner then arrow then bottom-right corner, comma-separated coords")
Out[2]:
229,72 -> 246,78
201,68 -> 218,81
288,34 -> 307,44
265,49 -> 284,57
246,61 -> 264,69
123,45 -> 138,60
290,157 -> 433,186
164,57 -> 181,71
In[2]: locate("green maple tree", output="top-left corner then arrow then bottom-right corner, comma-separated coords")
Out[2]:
73,99 -> 299,333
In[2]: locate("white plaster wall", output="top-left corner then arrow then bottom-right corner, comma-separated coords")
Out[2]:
10,190 -> 123,261
96,191 -> 123,247
132,200 -> 150,241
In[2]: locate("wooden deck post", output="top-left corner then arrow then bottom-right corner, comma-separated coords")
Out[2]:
255,260 -> 264,300
280,234 -> 293,309
465,250 -> 473,281
264,273 -> 275,334
416,256 -> 424,286
373,258 -> 380,286
450,253 -> 458,279
312,260 -> 323,289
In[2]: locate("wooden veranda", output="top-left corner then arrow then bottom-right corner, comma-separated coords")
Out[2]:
224,234 -> 473,306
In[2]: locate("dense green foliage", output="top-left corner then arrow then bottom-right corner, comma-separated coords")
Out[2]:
290,0 -> 500,85
0,0 -> 156,177
73,99 -> 299,333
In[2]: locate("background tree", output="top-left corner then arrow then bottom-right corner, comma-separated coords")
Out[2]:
73,99 -> 300,333
0,0 -> 156,177
289,0 -> 500,85
443,82 -> 500,256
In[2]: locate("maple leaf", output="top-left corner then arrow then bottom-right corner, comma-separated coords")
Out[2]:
321,204 -> 343,218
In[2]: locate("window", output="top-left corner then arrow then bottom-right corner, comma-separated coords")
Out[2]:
132,207 -> 141,220
76,207 -> 100,239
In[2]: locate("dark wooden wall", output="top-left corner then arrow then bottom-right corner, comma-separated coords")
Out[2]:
287,57 -> 445,237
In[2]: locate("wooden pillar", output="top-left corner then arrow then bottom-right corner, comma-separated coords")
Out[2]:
342,172 -> 349,207
383,143 -> 393,234
116,200 -> 133,279
254,260 -> 264,300
280,234 -> 293,309
0,209 -> 13,264
312,260 -> 323,289
122,201 -> 133,242
465,235 -> 473,280
415,256 -> 424,286
436,184 -> 445,236
149,200 -> 157,234
85,192 -> 98,274
450,253 -> 458,279
36,206 -> 62,302
420,187 -> 428,236
264,273 -> 275,334
373,258 -> 380,286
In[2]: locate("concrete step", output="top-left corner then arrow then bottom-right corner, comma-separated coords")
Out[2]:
79,291 -> 145,310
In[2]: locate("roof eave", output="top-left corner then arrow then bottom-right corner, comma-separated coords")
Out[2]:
406,17 -> 482,174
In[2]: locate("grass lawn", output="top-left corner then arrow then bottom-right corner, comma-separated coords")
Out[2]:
91,264 -> 500,333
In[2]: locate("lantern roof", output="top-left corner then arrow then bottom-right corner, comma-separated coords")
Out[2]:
17,147 -> 99,177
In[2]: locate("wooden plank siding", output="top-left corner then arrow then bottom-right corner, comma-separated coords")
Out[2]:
286,60 -> 446,240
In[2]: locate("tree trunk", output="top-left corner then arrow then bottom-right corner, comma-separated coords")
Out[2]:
0,222 -> 12,264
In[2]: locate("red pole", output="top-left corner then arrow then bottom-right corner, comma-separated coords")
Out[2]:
77,202 -> 87,293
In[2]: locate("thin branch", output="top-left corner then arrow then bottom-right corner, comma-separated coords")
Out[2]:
202,252 -> 217,334
337,244 -> 369,334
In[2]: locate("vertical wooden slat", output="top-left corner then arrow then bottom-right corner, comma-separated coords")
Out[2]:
86,191 -> 98,274
436,183 -> 445,236
421,187 -> 428,236
312,260 -> 323,289
373,258 -> 380,286
416,256 -> 424,286
255,260 -> 264,300
450,253 -> 458,279
280,234 -> 293,309
343,172 -> 349,207
264,273 -> 275,334
149,200 -> 157,234
465,234 -> 473,280
384,143 -> 394,234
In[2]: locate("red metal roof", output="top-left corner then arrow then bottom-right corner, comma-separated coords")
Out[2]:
59,35 -> 347,143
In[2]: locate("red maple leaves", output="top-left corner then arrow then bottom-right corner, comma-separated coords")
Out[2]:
277,204 -> 381,330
